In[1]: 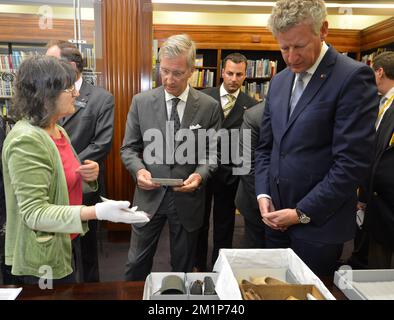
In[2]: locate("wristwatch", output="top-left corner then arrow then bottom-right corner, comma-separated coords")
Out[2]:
296,208 -> 311,224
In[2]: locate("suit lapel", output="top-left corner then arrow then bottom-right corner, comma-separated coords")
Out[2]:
285,47 -> 336,131
152,87 -> 167,137
223,92 -> 248,128
376,102 -> 394,155
60,80 -> 91,126
211,88 -> 225,122
181,87 -> 199,129
277,70 -> 294,134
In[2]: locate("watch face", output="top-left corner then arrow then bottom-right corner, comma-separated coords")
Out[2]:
300,214 -> 311,224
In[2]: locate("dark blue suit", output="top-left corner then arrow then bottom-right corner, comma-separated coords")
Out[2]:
255,47 -> 379,275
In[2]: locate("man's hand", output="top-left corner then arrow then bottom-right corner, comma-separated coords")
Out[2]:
258,197 -> 280,229
76,160 -> 99,182
173,173 -> 202,193
258,197 -> 276,216
262,208 -> 299,230
136,169 -> 160,190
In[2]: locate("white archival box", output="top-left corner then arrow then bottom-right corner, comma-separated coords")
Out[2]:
212,248 -> 335,300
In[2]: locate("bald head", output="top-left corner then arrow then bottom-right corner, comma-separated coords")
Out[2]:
46,45 -> 61,59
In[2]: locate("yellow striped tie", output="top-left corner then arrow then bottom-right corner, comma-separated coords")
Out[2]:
223,94 -> 236,118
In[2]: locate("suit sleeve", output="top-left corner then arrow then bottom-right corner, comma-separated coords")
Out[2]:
237,108 -> 256,176
120,96 -> 146,181
78,93 -> 114,163
254,95 -> 273,197
194,100 -> 221,182
298,65 -> 378,225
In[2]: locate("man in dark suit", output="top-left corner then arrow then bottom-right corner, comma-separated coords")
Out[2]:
194,53 -> 257,271
235,102 -> 266,248
255,0 -> 379,276
121,34 -> 221,281
47,42 -> 115,282
358,51 -> 394,269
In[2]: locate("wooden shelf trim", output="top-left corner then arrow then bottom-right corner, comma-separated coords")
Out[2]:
360,17 -> 394,52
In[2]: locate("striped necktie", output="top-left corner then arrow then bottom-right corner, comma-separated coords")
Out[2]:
375,95 -> 394,129
223,94 -> 236,118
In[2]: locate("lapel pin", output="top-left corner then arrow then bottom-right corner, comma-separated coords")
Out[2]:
320,74 -> 326,79
243,106 -> 247,110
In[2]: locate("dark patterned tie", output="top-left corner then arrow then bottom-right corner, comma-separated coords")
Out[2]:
170,97 -> 181,133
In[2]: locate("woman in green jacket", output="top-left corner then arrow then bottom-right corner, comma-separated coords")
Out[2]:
2,56 -> 135,285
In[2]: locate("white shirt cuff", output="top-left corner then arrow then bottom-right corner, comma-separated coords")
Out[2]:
257,194 -> 271,200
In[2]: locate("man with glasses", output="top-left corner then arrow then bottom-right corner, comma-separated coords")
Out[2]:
46,41 -> 115,283
121,34 -> 221,280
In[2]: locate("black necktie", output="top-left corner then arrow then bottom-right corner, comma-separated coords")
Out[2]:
170,97 -> 181,133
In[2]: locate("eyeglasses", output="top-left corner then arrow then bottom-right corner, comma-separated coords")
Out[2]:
63,85 -> 76,94
160,67 -> 188,80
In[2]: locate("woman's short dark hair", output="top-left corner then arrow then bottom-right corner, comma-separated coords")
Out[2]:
11,55 -> 76,128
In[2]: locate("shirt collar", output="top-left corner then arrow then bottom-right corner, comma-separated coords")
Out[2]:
75,76 -> 83,92
304,41 -> 329,77
383,87 -> 394,100
165,85 -> 190,103
220,83 -> 240,99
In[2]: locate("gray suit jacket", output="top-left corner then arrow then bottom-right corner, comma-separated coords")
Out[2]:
235,102 -> 265,226
59,80 -> 115,203
121,86 -> 221,231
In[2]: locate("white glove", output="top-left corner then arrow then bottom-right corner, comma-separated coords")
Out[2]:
95,200 -> 140,224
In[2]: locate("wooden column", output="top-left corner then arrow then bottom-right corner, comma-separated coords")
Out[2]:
101,0 -> 152,202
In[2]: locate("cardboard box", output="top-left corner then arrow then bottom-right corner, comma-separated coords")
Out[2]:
143,272 -> 219,300
240,282 -> 325,300
334,269 -> 394,300
212,248 -> 335,300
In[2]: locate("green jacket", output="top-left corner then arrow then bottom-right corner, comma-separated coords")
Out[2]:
2,120 -> 96,279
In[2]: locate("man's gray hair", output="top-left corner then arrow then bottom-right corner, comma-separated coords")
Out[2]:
158,34 -> 196,69
268,0 -> 327,36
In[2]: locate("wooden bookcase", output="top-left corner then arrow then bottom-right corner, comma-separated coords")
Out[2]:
153,24 -> 362,100
359,17 -> 394,66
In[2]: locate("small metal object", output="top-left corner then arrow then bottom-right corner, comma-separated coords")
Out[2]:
189,280 -> 203,295
203,276 -> 216,295
160,275 -> 185,295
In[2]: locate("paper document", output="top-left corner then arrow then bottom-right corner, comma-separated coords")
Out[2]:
100,196 -> 150,223
0,288 -> 22,300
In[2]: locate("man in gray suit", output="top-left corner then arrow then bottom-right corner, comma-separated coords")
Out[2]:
47,42 -> 115,282
235,102 -> 266,248
121,34 -> 221,281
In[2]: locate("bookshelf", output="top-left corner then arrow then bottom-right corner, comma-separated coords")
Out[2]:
153,24 -> 363,101
0,43 -> 46,127
359,17 -> 394,67
152,43 -> 281,100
